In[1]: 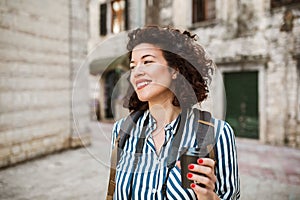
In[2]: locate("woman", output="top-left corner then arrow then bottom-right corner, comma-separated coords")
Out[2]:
110,26 -> 240,200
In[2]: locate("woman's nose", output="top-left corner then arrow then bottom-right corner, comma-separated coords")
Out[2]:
133,64 -> 145,77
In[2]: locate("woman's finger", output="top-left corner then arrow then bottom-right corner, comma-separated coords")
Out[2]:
187,164 -> 216,180
186,172 -> 215,189
197,158 -> 215,168
190,182 -> 216,200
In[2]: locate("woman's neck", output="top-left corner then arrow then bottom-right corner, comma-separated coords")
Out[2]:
149,102 -> 181,128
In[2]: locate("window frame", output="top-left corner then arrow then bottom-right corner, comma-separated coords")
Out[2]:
99,0 -> 129,37
99,3 -> 107,36
271,0 -> 300,8
190,0 -> 217,29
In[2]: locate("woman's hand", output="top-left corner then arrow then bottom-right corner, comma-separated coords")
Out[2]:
178,158 -> 219,200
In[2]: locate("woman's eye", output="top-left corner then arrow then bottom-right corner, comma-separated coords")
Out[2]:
144,60 -> 153,64
129,65 -> 135,70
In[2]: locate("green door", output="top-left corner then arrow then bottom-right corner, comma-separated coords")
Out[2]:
224,71 -> 259,139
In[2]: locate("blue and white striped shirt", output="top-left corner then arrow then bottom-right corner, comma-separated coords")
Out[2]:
111,109 -> 240,199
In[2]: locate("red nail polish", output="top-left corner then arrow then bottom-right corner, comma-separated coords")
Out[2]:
187,173 -> 193,179
188,164 -> 194,170
197,158 -> 203,164
190,183 -> 196,188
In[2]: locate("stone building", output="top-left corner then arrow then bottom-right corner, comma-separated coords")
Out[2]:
0,0 -> 91,168
89,0 -> 300,148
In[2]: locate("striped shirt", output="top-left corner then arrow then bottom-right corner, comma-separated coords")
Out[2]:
111,109 -> 240,199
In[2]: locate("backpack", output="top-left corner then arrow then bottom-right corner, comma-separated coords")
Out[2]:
106,108 -> 216,200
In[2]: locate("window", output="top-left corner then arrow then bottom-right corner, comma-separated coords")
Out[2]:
271,0 -> 300,8
111,0 -> 128,34
99,0 -> 128,36
100,4 -> 107,36
192,0 -> 216,24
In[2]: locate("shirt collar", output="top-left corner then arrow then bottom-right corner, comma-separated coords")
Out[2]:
144,110 -> 181,137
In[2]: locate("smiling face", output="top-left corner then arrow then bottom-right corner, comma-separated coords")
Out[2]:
129,43 -> 176,106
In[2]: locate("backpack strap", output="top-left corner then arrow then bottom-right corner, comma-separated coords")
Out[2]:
194,109 -> 216,161
162,109 -> 188,198
128,114 -> 149,198
106,110 -> 145,200
117,110 -> 144,162
162,108 -> 216,198
165,109 -> 215,167
166,109 -> 188,167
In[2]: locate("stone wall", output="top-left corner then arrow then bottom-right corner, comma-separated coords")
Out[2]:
69,0 -> 91,147
0,0 -> 90,168
212,2 -> 299,148
170,0 -> 300,148
145,0 -> 173,26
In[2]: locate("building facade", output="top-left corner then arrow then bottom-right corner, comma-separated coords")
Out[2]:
89,0 -> 300,148
0,0 -> 91,168
178,0 -> 300,148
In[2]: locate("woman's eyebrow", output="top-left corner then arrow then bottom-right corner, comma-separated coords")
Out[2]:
141,54 -> 156,59
130,54 -> 156,63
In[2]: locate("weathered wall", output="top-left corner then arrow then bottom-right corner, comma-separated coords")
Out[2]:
69,0 -> 91,147
170,0 -> 300,148
0,0 -> 90,168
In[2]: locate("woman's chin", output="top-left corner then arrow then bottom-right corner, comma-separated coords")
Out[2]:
136,95 -> 149,102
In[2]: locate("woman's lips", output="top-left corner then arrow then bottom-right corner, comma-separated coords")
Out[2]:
136,80 -> 152,90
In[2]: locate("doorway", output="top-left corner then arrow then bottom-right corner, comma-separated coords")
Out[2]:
104,70 -> 121,119
224,71 -> 259,139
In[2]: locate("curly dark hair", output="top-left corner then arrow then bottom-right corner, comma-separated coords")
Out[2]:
123,26 -> 214,111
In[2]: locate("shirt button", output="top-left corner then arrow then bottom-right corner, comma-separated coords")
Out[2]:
152,188 -> 157,193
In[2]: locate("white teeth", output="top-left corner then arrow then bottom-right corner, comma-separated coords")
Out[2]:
136,81 -> 150,88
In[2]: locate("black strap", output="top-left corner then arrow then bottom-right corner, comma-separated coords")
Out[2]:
128,114 -> 149,199
117,110 -> 144,163
166,109 -> 188,168
195,110 -> 215,159
161,109 -> 215,199
162,109 -> 188,198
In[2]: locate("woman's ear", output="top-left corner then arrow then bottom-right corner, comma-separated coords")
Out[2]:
172,68 -> 179,80
172,73 -> 177,80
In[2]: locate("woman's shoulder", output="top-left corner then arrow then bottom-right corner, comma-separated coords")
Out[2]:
187,108 -> 235,138
212,117 -> 236,142
112,117 -> 126,134
112,110 -> 149,134
212,118 -> 232,130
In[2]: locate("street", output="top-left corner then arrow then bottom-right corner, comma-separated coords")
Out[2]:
0,122 -> 299,200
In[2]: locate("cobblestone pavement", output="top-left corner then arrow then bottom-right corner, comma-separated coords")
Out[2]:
0,122 -> 300,200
